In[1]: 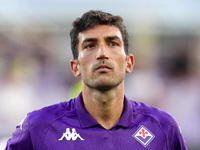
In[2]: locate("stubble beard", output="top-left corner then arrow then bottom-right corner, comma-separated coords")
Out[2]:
83,71 -> 125,93
82,59 -> 126,93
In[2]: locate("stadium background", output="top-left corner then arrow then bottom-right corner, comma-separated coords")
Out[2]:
0,1 -> 200,149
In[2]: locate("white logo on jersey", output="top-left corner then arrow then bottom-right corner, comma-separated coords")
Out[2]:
18,117 -> 26,130
58,128 -> 84,141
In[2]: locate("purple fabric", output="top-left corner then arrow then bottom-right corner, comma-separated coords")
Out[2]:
5,92 -> 188,150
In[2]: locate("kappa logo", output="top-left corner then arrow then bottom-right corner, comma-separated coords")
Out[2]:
58,128 -> 84,141
133,125 -> 155,147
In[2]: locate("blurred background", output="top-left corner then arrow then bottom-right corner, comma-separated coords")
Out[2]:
0,0 -> 200,149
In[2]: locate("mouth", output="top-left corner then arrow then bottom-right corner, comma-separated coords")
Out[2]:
95,65 -> 112,72
93,60 -> 114,73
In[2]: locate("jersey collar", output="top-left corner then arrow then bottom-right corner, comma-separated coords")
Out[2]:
76,92 -> 134,129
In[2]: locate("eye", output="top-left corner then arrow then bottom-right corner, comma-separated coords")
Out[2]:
109,42 -> 119,47
84,44 -> 95,49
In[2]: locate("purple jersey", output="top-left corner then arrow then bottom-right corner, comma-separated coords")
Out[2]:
5,92 -> 187,150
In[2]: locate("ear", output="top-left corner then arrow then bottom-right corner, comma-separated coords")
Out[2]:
70,59 -> 81,77
126,54 -> 134,73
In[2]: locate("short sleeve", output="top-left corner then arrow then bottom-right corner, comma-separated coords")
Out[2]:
5,116 -> 34,150
170,123 -> 188,150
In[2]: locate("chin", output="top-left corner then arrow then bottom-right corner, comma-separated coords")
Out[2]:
95,85 -> 114,92
83,77 -> 124,91
94,80 -> 123,92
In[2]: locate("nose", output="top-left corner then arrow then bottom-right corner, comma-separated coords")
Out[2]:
96,44 -> 109,60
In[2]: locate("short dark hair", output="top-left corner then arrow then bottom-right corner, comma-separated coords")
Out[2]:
70,10 -> 129,59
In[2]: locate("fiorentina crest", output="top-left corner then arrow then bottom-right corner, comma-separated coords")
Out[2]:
133,125 -> 155,147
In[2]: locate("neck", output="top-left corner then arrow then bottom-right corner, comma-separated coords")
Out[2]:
82,82 -> 124,130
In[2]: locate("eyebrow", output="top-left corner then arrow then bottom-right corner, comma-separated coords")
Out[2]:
82,36 -> 121,44
82,38 -> 97,44
106,36 -> 121,41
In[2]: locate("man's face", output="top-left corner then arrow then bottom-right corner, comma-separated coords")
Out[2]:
71,25 -> 133,91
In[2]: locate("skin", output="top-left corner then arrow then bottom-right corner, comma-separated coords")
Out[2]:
70,25 -> 134,129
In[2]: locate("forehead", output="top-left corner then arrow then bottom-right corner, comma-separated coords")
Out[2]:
78,25 -> 123,43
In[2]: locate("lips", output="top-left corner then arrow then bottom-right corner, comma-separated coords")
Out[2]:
93,60 -> 113,72
92,60 -> 113,72
96,65 -> 111,70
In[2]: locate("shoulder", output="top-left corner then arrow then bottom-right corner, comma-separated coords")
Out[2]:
128,100 -> 187,149
5,99 -> 77,149
26,98 -> 76,127
129,100 -> 179,130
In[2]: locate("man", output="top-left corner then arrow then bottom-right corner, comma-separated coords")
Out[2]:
5,10 -> 187,150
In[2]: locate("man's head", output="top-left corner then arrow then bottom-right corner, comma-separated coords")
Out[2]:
70,10 -> 129,59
